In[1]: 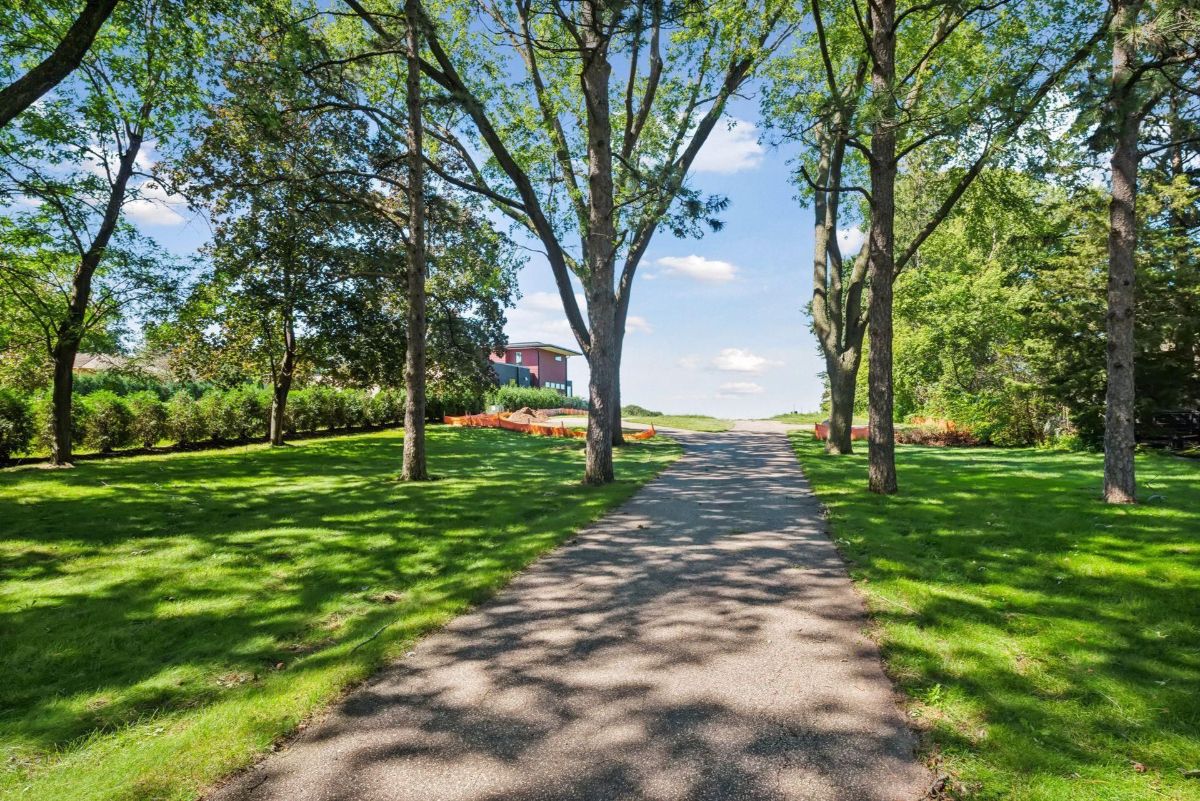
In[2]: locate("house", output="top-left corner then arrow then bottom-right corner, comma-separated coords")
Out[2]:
489,341 -> 580,396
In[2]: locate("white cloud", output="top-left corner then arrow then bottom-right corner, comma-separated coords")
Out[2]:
124,181 -> 187,226
655,254 -> 738,283
692,117 -> 764,175
505,290 -> 586,346
718,381 -> 765,396
837,227 -> 866,255
625,315 -> 653,334
711,347 -> 779,373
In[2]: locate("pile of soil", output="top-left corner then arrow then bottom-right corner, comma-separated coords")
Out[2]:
506,406 -> 552,425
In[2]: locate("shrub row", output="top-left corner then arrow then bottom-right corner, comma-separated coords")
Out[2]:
488,384 -> 587,412
0,385 -> 424,458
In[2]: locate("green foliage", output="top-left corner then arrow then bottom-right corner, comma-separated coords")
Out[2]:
791,435 -> 1200,801
890,166 -> 1200,447
0,389 -> 33,459
621,404 -> 661,417
487,385 -> 584,412
165,391 -> 207,446
125,391 -> 166,448
222,385 -> 270,440
79,391 -> 133,453
72,371 -> 208,401
30,391 -> 86,453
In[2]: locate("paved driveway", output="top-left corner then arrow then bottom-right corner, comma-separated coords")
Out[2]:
209,431 -> 929,801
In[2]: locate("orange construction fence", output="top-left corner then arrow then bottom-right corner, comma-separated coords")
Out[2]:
813,422 -> 868,441
444,412 -> 656,440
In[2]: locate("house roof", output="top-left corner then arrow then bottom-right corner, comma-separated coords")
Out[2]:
505,341 -> 582,357
73,352 -> 128,371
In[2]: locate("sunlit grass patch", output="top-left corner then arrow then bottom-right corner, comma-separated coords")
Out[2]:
790,436 -> 1200,801
0,426 -> 679,801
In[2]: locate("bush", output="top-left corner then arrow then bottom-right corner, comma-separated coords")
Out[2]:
309,386 -> 340,429
894,422 -> 981,447
0,389 -> 33,459
166,391 -> 207,445
81,391 -> 133,452
223,385 -> 270,440
126,391 -> 166,448
341,388 -> 370,428
31,391 -> 88,453
621,404 -> 660,417
488,385 -> 580,412
366,389 -> 396,426
286,388 -> 319,433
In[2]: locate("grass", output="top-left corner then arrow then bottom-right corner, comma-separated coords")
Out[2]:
790,435 -> 1200,801
769,411 -> 828,424
0,426 -> 679,801
624,415 -> 732,432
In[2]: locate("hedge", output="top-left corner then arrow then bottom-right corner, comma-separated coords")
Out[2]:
1,384 -> 475,459
488,385 -> 587,412
0,389 -> 33,459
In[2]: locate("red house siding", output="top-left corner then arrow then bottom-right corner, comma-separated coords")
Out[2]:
491,346 -> 571,390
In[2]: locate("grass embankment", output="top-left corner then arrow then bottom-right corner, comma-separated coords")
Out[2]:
0,427 -> 679,801
624,415 -> 732,432
790,435 -> 1200,801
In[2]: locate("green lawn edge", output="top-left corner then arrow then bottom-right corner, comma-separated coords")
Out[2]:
788,433 -> 1200,801
624,415 -> 732,432
0,427 -> 680,801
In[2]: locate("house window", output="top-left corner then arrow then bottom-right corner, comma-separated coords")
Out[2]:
514,351 -> 523,364
555,355 -> 563,362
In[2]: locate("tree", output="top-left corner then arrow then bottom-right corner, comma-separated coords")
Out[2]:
0,0 -> 214,464
164,4 -> 518,439
1096,0 -> 1198,503
0,0 -> 121,129
401,0 -> 429,480
767,0 -> 1110,490
342,0 -> 795,484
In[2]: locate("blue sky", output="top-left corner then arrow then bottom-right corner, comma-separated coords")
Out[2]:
136,104 -> 837,419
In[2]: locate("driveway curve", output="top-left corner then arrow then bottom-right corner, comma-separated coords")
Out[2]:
208,430 -> 930,801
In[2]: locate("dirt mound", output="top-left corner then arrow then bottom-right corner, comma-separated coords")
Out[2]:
505,406 -> 552,424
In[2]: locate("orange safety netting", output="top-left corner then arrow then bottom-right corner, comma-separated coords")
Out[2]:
813,422 -> 868,441
444,412 -> 656,440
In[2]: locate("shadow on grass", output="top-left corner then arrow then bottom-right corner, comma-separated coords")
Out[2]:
0,428 -> 676,783
791,436 -> 1200,801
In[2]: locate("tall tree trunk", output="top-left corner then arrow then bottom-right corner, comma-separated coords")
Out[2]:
0,0 -> 120,129
610,311 -> 626,447
1103,0 -> 1141,504
826,353 -> 861,454
586,297 -> 617,484
401,0 -> 429,481
580,0 -> 617,484
48,126 -> 145,466
866,0 -> 898,494
270,313 -> 296,447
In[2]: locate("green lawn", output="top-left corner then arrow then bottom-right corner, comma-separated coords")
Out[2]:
625,415 -> 732,432
769,411 -> 827,424
0,426 -> 678,801
790,435 -> 1200,801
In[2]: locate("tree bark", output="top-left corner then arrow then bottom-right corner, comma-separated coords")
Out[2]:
580,0 -> 617,484
270,313 -> 296,447
48,126 -> 145,466
0,0 -> 120,130
866,0 -> 899,494
401,0 -> 429,481
1103,0 -> 1141,504
826,353 -> 861,454
610,314 -> 626,447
